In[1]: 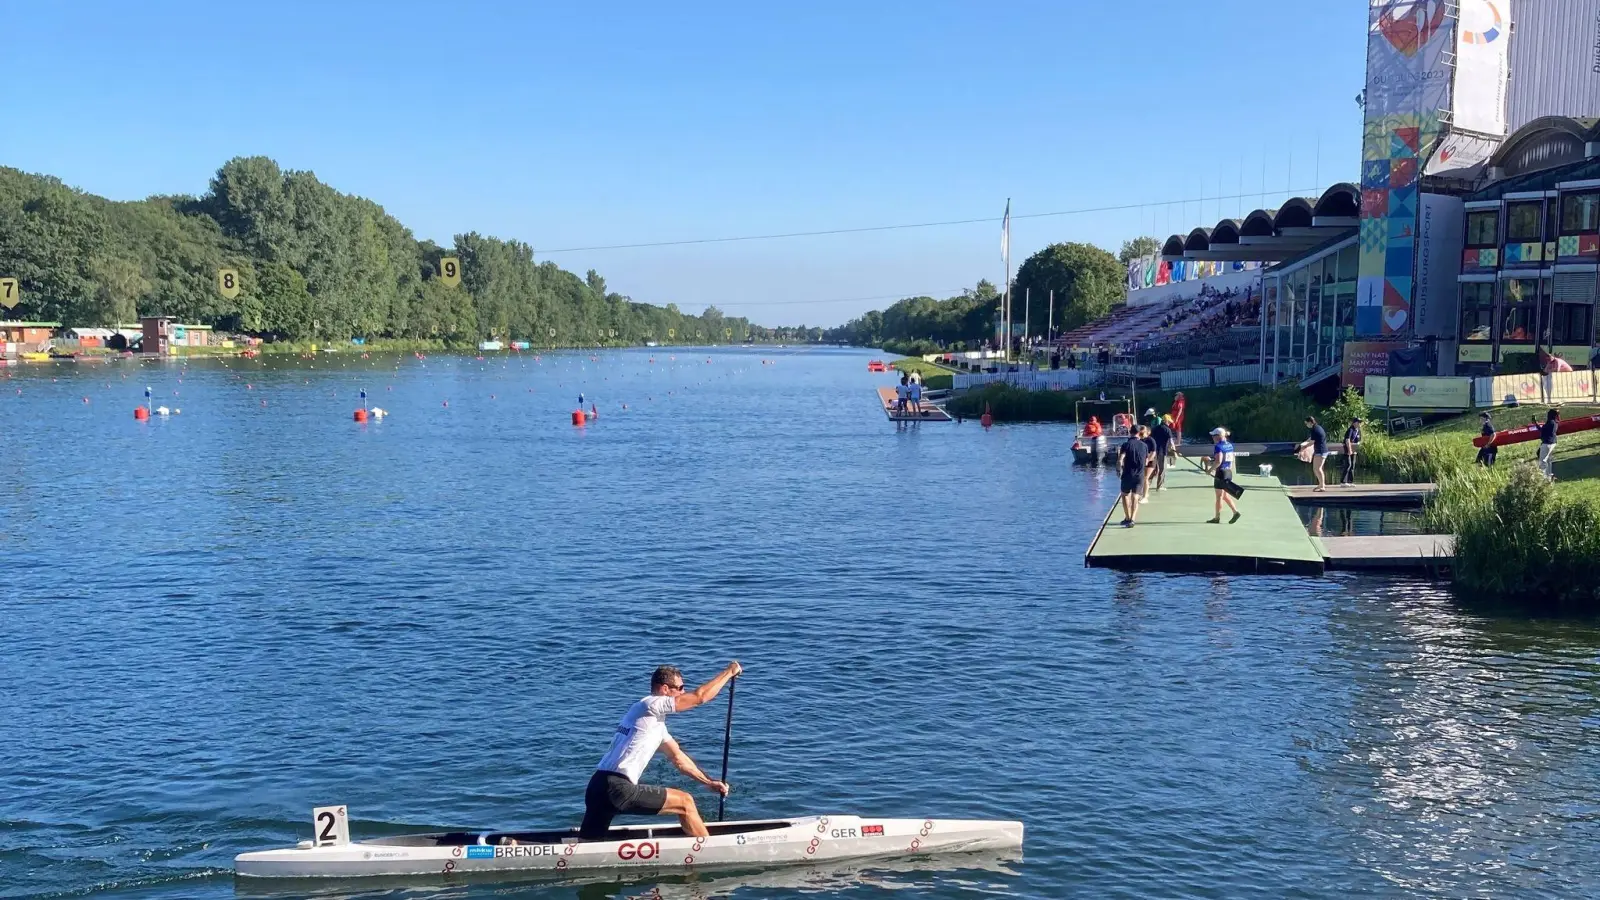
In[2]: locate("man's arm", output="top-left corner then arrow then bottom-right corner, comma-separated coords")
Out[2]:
672,661 -> 741,712
661,736 -> 729,796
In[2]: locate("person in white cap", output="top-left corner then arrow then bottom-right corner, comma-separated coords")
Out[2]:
1207,426 -> 1241,524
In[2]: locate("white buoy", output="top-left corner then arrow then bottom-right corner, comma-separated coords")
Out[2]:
155,406 -> 171,416
371,407 -> 387,419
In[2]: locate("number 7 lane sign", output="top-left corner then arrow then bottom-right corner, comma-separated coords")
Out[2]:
0,277 -> 18,309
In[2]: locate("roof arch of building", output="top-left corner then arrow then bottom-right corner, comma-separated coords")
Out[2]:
1312,183 -> 1359,220
1209,218 -> 1242,245
1240,209 -> 1277,238
1160,234 -> 1187,258
1183,227 -> 1213,253
1489,115 -> 1600,178
1272,197 -> 1315,231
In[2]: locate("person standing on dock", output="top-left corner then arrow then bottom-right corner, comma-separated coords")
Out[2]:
1150,416 -> 1175,491
909,377 -> 922,415
1138,426 -> 1158,504
1207,427 -> 1241,524
895,376 -> 909,414
1340,418 -> 1363,486
1117,429 -> 1149,527
1538,408 -> 1560,479
1476,412 -> 1499,467
1298,416 -> 1330,492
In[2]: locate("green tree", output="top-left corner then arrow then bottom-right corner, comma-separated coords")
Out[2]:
1118,236 -> 1162,266
1013,242 -> 1125,336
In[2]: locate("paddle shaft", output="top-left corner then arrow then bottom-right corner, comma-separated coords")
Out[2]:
717,676 -> 736,821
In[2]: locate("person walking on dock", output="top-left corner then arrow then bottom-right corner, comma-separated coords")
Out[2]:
1138,425 -> 1158,504
1207,426 -> 1241,524
1538,408 -> 1560,479
1476,412 -> 1499,467
1340,417 -> 1363,486
1298,416 -> 1330,492
1117,429 -> 1149,527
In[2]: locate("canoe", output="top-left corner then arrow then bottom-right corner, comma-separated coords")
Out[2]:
235,813 -> 1023,879
1472,412 -> 1600,448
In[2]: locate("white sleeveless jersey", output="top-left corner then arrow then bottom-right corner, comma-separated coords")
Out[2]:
596,695 -> 676,783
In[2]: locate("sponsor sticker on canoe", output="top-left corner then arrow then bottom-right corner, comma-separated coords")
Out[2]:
861,824 -> 884,836
466,846 -> 495,859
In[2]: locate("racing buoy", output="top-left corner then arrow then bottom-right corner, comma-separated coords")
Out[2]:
980,404 -> 993,429
134,406 -> 149,420
572,409 -> 585,426
353,408 -> 368,422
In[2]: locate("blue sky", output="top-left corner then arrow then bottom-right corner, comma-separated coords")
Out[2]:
3,1 -> 1366,326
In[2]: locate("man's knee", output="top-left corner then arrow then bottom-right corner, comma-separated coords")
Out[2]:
660,787 -> 698,815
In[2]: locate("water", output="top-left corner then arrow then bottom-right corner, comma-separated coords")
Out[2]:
5,348 -> 1600,899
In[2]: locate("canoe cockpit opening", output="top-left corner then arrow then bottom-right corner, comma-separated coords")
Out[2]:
366,819 -> 796,848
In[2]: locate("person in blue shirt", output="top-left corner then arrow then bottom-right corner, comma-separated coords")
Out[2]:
1117,431 -> 1149,527
1538,408 -> 1560,479
1207,426 -> 1241,524
1340,417 -> 1363,485
1297,416 -> 1330,492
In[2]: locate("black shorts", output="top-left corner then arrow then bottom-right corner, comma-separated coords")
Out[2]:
1214,471 -> 1233,491
1120,471 -> 1144,494
579,770 -> 668,839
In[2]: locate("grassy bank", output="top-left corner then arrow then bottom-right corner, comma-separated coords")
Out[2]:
947,383 -> 1317,439
889,357 -> 954,391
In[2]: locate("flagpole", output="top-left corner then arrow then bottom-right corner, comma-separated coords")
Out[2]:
1002,199 -> 1011,363
1048,289 -> 1055,344
1024,287 -> 1031,360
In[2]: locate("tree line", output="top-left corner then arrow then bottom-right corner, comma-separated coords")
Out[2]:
0,157 -> 808,344
825,239 -> 1146,353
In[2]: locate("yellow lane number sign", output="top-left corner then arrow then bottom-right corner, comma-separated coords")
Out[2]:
0,277 -> 18,309
439,257 -> 461,288
218,268 -> 241,299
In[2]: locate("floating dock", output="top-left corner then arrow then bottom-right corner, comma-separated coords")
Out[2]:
1084,468 -> 1452,576
1285,483 -> 1435,507
875,387 -> 952,422
1085,468 -> 1326,575
1317,535 -> 1454,572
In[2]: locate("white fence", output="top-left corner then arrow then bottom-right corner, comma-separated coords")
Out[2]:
951,369 -> 1101,392
1473,370 -> 1599,406
1158,364 -> 1261,390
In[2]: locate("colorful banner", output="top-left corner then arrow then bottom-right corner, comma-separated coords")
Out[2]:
1424,130 -> 1500,176
1358,1 -> 1454,338
1452,0 -> 1511,135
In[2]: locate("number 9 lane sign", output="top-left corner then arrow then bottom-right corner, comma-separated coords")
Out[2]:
0,277 -> 18,310
217,269 -> 241,300
439,257 -> 462,289
312,804 -> 350,847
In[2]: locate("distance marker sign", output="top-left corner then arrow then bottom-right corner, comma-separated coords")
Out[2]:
218,269 -> 241,299
439,257 -> 461,288
0,277 -> 17,309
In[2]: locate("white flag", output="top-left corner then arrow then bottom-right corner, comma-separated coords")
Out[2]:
1001,199 -> 1011,264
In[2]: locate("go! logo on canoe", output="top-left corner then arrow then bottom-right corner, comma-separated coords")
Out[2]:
617,841 -> 660,861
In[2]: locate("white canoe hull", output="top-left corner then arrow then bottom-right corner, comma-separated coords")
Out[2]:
235,815 -> 1022,879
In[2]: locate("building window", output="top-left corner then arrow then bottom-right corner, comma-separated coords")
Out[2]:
1466,210 -> 1499,246
1459,282 -> 1495,342
1506,201 -> 1543,243
1549,303 -> 1593,346
1501,278 -> 1542,341
1560,192 -> 1600,233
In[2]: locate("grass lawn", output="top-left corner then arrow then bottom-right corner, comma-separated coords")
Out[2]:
889,356 -> 956,390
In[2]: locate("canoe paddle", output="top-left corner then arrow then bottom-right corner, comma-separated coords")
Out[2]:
717,675 -> 736,822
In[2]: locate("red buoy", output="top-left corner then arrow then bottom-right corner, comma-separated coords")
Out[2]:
980,403 -> 993,429
134,407 -> 149,421
353,408 -> 368,422
572,409 -> 585,426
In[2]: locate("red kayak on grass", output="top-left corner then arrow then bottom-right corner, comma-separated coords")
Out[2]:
1473,412 -> 1600,448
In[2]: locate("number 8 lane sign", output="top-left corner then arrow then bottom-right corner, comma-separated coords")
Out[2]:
0,277 -> 18,310
218,269 -> 240,299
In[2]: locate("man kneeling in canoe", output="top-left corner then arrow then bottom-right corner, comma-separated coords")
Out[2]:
579,661 -> 742,840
